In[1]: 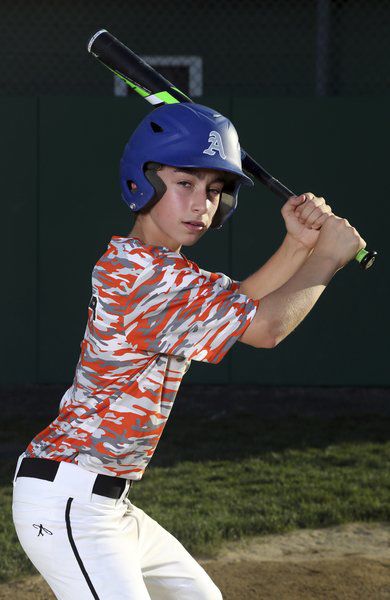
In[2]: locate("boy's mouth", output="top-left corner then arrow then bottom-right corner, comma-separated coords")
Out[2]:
183,221 -> 206,232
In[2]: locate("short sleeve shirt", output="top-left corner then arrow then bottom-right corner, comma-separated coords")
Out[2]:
26,236 -> 259,479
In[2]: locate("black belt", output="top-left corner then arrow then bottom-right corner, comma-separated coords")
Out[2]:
16,457 -> 132,500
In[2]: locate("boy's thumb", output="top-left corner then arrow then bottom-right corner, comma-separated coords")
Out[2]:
290,194 -> 306,205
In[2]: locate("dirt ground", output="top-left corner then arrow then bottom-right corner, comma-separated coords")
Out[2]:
1,522 -> 389,600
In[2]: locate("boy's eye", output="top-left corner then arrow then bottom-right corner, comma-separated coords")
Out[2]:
208,188 -> 223,200
177,181 -> 222,196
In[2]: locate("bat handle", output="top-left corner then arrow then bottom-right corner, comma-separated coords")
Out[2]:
241,151 -> 377,271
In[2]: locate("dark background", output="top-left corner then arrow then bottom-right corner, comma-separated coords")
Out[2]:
1,0 -> 389,387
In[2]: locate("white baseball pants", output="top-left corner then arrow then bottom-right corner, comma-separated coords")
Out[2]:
12,454 -> 222,599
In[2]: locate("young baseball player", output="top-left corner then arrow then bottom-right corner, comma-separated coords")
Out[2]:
12,103 -> 365,599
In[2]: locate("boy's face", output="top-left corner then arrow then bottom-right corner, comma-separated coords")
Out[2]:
134,165 -> 229,251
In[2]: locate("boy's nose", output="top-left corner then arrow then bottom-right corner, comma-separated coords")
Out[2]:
191,188 -> 210,213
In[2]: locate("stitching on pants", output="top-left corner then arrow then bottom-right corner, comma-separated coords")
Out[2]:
65,497 -> 100,599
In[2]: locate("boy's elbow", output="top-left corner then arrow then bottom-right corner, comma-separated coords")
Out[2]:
255,322 -> 286,349
256,335 -> 279,349
240,314 -> 286,349
253,326 -> 280,349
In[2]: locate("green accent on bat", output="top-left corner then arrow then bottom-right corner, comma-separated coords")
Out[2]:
103,62 -> 150,97
154,91 -> 181,104
171,86 -> 192,102
114,71 -> 150,97
355,248 -> 368,263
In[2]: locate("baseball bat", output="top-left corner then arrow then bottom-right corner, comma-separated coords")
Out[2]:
87,29 -> 377,271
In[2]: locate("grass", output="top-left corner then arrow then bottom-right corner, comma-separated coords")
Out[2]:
0,386 -> 389,583
130,443 -> 390,556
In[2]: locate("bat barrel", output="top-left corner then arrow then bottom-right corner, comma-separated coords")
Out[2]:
87,30 -> 191,105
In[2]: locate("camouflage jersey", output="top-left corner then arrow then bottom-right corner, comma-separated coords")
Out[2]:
26,236 -> 259,479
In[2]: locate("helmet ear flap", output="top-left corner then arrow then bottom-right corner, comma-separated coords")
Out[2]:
211,176 -> 240,229
144,163 -> 167,199
143,162 -> 167,212
211,190 -> 237,229
129,162 -> 167,215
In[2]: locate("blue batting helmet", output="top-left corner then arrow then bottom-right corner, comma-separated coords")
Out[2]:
120,102 -> 253,229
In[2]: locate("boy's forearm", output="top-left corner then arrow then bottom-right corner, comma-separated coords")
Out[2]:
257,252 -> 339,346
238,234 -> 311,300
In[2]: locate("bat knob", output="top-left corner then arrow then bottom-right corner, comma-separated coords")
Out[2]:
355,248 -> 377,270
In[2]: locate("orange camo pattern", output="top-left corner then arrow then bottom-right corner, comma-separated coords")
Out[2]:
26,237 -> 259,478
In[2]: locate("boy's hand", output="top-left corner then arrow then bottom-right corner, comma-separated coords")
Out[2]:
281,193 -> 332,249
312,214 -> 366,269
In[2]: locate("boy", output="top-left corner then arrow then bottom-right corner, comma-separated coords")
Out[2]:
12,103 -> 365,599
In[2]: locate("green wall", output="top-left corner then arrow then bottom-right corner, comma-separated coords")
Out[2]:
2,97 -> 388,385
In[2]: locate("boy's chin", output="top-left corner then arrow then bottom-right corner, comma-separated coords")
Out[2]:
181,239 -> 199,247
181,232 -> 207,247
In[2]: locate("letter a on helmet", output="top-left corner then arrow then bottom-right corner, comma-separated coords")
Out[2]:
203,131 -> 227,159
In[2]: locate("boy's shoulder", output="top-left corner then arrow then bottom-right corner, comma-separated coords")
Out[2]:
108,235 -> 166,262
106,236 -> 198,268
95,236 -> 201,279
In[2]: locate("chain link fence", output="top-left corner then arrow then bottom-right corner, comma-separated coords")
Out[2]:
0,0 -> 388,97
